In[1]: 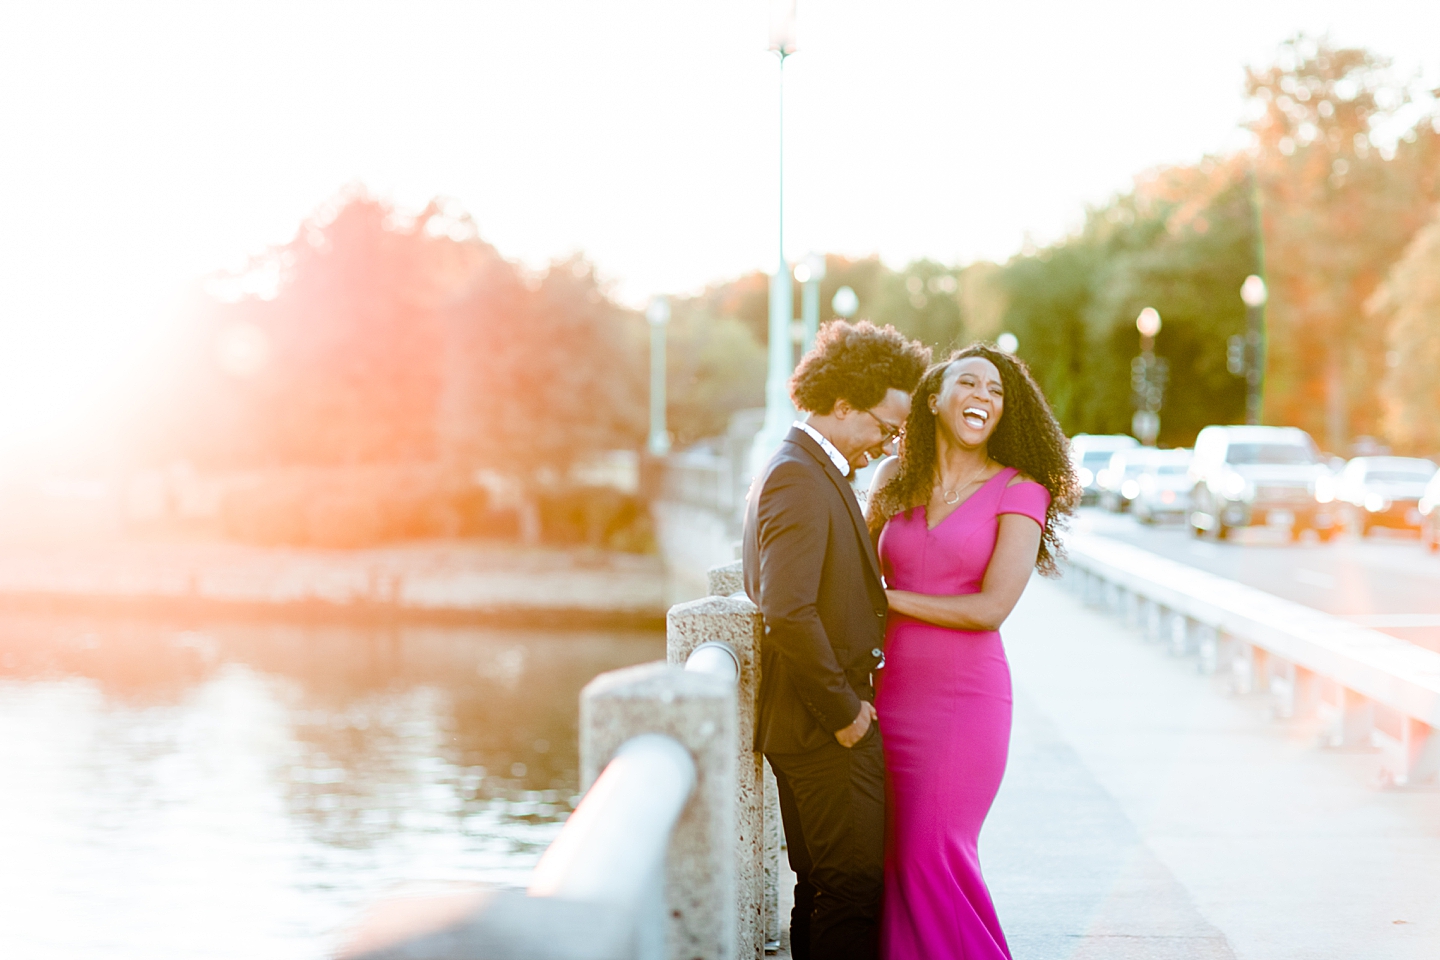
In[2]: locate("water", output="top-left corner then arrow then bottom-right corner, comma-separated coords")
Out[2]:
0,615 -> 663,959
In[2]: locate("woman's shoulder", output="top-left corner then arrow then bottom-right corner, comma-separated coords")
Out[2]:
867,455 -> 903,500
998,470 -> 1051,523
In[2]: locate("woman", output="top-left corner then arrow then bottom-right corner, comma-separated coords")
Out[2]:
866,344 -> 1078,959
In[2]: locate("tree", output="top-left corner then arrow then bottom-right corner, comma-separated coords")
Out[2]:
995,157 -> 1261,445
441,254 -> 646,482
1371,213 -> 1440,454
1247,35 -> 1440,450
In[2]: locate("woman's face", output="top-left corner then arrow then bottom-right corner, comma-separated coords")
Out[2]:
932,356 -> 1004,448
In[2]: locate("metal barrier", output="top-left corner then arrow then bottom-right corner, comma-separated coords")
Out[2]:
1064,532 -> 1440,786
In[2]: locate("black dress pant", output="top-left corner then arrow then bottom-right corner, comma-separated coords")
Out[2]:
766,723 -> 885,960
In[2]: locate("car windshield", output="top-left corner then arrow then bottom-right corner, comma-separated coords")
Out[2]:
1366,469 -> 1434,483
1156,465 -> 1188,475
1225,442 -> 1317,465
1081,451 -> 1115,468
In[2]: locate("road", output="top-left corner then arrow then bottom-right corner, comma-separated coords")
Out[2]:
1073,508 -> 1440,653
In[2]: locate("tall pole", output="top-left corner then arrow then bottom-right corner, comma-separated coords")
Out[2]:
1245,301 -> 1263,426
798,252 -> 825,355
647,298 -> 670,456
1245,167 -> 1268,426
1240,274 -> 1268,427
750,10 -> 799,477
762,48 -> 794,439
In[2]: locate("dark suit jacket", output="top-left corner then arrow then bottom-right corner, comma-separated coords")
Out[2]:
743,427 -> 888,754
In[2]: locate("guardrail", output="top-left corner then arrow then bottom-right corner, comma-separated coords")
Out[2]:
1064,532 -> 1440,786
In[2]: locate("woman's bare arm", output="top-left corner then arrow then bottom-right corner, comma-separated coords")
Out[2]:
884,513 -> 1042,631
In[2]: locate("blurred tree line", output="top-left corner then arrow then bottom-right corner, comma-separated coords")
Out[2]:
140,35 -> 1440,552
144,192 -> 653,548
999,36 -> 1440,453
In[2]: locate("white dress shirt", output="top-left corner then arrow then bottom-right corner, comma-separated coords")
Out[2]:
795,420 -> 851,476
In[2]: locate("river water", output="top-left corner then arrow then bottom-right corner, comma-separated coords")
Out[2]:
0,615 -> 663,959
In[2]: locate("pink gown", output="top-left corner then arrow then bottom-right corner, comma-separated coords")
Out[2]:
876,467 -> 1050,960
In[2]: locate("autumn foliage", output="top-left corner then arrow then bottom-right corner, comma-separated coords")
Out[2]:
996,36 -> 1440,454
144,191 -> 649,546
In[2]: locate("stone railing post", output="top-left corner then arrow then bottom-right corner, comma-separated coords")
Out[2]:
667,557 -> 775,958
581,663 -> 738,960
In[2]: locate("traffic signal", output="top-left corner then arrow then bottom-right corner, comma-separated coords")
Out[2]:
1227,335 -> 1246,376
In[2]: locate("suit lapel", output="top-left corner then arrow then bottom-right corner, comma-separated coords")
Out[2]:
786,428 -> 886,591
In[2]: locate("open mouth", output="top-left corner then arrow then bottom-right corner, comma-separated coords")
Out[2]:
962,407 -> 989,430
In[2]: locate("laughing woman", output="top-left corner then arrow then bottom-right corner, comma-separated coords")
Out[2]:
866,344 -> 1078,959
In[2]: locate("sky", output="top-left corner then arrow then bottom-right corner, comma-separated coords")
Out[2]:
0,0 -> 1437,452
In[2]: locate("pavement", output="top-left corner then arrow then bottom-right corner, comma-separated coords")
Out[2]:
773,571 -> 1440,960
989,573 -> 1440,959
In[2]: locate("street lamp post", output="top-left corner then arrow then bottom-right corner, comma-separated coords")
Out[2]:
751,2 -> 799,475
1239,274 -> 1268,425
795,252 -> 826,355
646,297 -> 671,456
1131,307 -> 1167,446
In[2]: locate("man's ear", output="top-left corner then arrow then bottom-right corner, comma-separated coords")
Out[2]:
831,398 -> 855,419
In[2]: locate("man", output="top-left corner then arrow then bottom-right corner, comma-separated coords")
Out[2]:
743,320 -> 931,960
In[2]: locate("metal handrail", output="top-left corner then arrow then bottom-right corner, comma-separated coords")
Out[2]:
685,640 -> 740,682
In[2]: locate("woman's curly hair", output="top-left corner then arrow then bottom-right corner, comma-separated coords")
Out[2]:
866,343 -> 1080,576
790,319 -> 932,414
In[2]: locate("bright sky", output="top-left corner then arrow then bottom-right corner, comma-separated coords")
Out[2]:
1,1 -> 1437,453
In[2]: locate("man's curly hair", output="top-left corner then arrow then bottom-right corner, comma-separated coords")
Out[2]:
867,343 -> 1080,576
790,320 -> 932,415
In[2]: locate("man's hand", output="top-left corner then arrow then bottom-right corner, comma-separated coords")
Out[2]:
834,701 -> 877,748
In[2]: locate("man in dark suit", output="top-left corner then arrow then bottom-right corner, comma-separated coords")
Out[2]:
744,320 -> 931,960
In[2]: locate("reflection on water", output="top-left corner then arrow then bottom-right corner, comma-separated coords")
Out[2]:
0,616 -> 662,959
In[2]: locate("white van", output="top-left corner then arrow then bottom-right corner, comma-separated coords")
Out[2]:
1187,425 -> 1338,541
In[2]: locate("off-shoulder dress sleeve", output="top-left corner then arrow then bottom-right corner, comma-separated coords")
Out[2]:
997,480 -> 1050,529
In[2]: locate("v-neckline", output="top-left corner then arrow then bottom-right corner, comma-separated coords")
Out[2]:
923,467 -> 1013,532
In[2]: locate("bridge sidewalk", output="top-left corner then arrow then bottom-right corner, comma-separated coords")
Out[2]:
985,572 -> 1440,959
773,572 -> 1439,959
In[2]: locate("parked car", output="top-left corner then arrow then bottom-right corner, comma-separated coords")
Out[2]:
1129,449 -> 1194,524
1098,447 -> 1185,513
1421,471 -> 1440,553
1188,425 -> 1339,541
1070,434 -> 1138,506
1336,456 -> 1437,536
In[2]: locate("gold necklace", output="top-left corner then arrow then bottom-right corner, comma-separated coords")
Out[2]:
939,459 -> 991,505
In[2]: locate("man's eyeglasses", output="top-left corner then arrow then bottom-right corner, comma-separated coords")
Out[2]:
863,409 -> 905,445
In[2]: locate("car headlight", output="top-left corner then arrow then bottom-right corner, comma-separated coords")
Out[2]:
1078,467 -> 1094,487
1220,472 -> 1248,500
1313,476 -> 1335,503
1121,479 -> 1140,500
1365,493 -> 1389,513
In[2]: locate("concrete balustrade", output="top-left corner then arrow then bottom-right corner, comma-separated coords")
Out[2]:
702,560 -> 783,954
665,559 -> 781,958
340,662 -> 737,960
581,663 -> 739,960
1065,532 -> 1440,787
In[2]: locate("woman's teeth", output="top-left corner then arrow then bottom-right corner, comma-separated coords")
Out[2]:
962,407 -> 988,428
